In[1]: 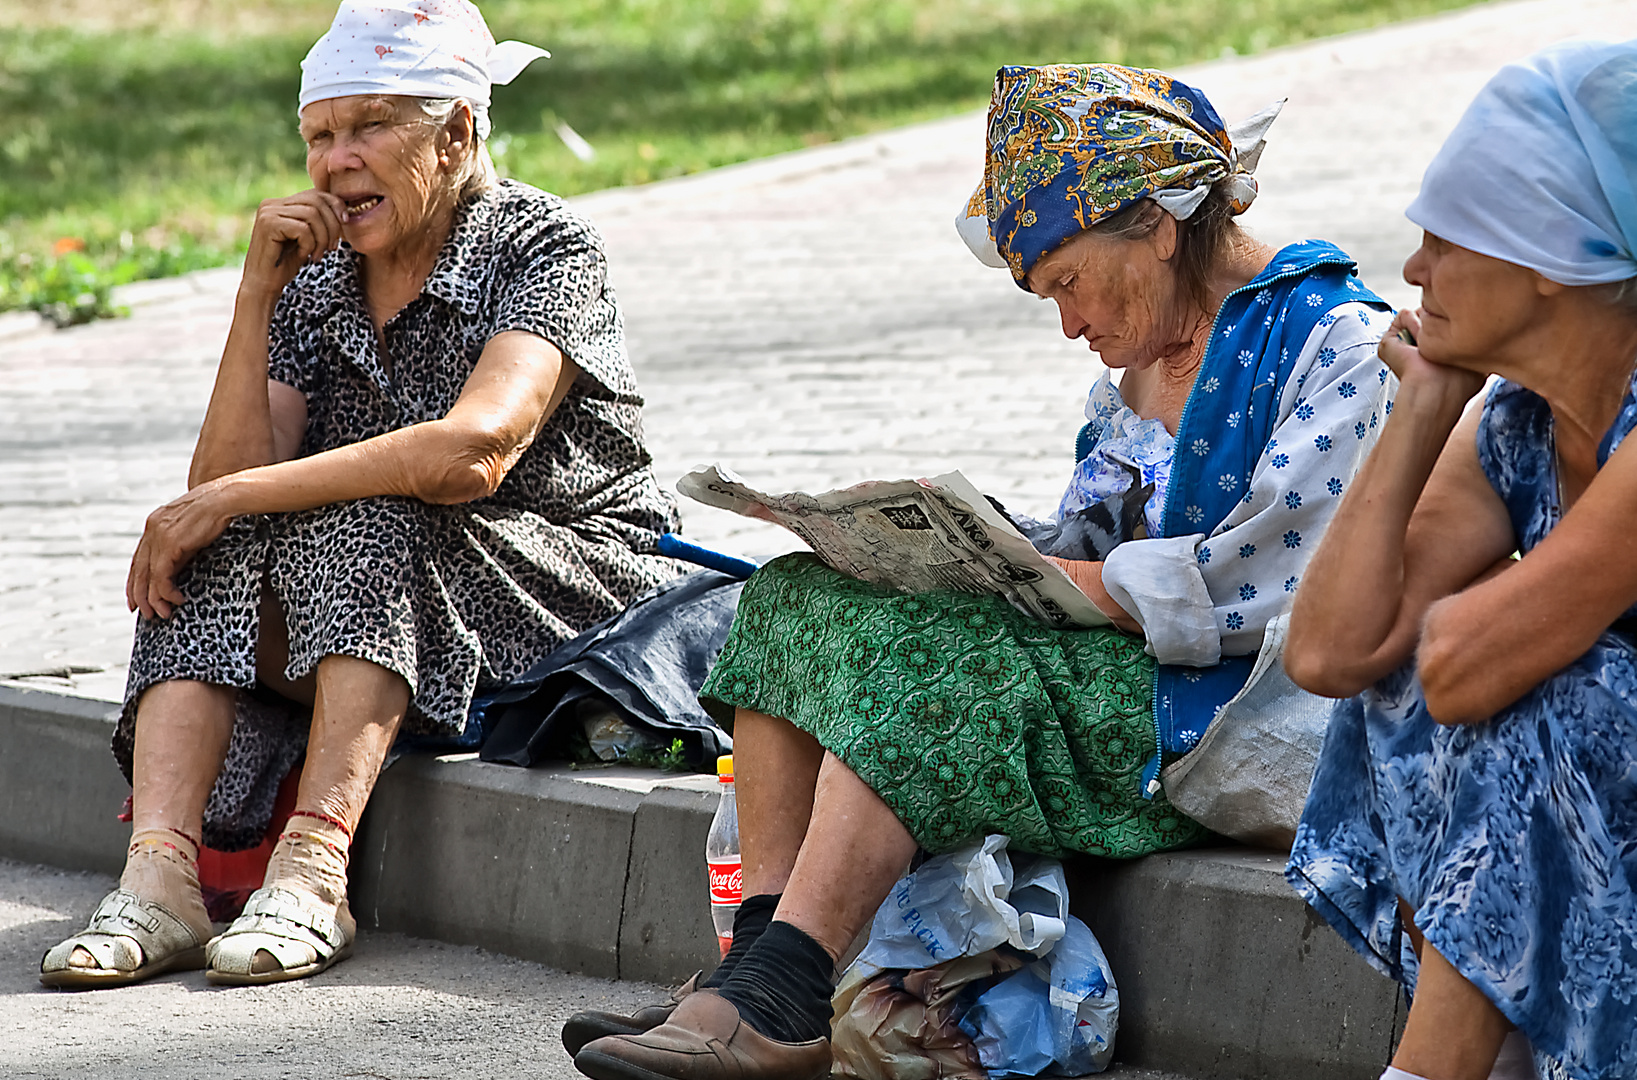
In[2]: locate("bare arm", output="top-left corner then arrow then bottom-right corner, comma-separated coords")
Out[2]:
190,190 -> 347,485
128,330 -> 578,618
1416,432 -> 1637,722
1285,314 -> 1512,697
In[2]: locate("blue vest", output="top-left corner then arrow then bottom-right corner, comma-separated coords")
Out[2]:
1086,240 -> 1391,796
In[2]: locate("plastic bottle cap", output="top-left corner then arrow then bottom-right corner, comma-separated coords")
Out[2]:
716,754 -> 734,783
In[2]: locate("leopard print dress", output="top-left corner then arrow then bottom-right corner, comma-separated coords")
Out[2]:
119,180 -> 683,849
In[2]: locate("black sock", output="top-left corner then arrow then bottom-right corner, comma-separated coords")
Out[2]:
716,920 -> 835,1043
702,893 -> 780,988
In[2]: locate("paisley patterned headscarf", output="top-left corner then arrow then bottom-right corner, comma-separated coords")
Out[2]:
955,64 -> 1280,289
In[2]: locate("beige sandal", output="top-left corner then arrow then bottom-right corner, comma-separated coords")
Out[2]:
206,885 -> 354,985
40,889 -> 208,990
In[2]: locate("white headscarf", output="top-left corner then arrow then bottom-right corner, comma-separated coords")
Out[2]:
298,0 -> 549,140
1407,38 -> 1637,286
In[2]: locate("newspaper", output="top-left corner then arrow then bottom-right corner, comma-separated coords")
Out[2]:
678,465 -> 1109,629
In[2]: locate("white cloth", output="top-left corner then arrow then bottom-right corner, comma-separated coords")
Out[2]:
1097,302 -> 1397,666
298,0 -> 549,139
1057,372 -> 1174,538
1407,38 -> 1637,286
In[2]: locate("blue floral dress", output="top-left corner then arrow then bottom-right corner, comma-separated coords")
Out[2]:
1287,377 -> 1637,1079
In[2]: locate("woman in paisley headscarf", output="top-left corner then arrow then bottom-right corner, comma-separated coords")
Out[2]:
39,0 -> 680,990
1285,40 -> 1637,1080
565,63 -> 1395,1080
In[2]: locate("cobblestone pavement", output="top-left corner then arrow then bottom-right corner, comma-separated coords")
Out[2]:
3,0 -> 1633,705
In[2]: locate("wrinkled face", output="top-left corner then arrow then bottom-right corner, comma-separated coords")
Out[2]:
299,95 -> 456,258
1401,231 -> 1548,369
1025,217 -> 1190,370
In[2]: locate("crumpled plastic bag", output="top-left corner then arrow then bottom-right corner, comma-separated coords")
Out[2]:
830,950 -> 1026,1079
855,834 -> 1069,970
834,835 -> 1119,1078
958,916 -> 1119,1077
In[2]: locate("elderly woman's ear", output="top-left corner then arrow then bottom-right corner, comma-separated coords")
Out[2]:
1135,202 -> 1179,262
437,101 -> 476,172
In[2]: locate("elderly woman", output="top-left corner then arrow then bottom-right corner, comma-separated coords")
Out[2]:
40,0 -> 680,989
1285,41 -> 1637,1080
564,64 -> 1394,1080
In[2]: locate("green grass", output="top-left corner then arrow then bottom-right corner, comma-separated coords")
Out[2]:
0,0 -> 1489,323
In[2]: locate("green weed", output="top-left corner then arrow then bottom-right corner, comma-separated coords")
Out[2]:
0,0 -> 1490,320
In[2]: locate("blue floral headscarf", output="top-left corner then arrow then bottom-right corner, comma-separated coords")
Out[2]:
955,64 -> 1278,289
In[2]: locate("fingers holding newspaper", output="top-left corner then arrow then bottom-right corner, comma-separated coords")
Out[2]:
1044,556 -> 1142,634
677,465 -> 1114,630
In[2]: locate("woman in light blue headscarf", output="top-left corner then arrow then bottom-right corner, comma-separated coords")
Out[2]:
1285,39 -> 1637,1080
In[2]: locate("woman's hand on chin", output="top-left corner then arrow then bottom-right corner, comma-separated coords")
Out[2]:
126,480 -> 238,620
1045,556 -> 1143,634
241,190 -> 348,299
1378,308 -> 1486,404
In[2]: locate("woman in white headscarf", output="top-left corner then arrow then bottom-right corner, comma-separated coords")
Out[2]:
40,0 -> 682,988
1285,39 -> 1637,1080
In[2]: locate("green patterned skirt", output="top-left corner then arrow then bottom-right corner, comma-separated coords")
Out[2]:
699,554 -> 1208,859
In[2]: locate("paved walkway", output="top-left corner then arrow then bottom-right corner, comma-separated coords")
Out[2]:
1,0 -> 1632,706
0,854 -> 1202,1079
2,2 -> 1634,1076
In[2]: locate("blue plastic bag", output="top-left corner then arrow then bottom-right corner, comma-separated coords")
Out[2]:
958,916 -> 1119,1076
856,834 -> 1070,970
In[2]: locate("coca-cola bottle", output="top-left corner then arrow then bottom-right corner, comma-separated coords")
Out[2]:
704,754 -> 741,957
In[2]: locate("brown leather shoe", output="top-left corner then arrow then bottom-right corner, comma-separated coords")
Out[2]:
573,989 -> 830,1080
562,972 -> 703,1057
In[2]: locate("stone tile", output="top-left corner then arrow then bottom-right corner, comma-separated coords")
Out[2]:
1,0 -> 1631,698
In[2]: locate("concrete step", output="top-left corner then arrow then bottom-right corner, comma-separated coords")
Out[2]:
0,683 -> 1400,1079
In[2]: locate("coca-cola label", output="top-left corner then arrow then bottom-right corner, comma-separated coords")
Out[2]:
707,857 -> 742,904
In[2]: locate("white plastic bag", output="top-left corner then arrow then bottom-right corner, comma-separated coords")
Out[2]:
855,835 -> 1069,970
1160,613 -> 1330,847
957,916 -> 1119,1077
837,835 -> 1119,1078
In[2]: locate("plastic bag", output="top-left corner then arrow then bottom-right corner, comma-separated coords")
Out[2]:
836,835 -> 1119,1078
830,950 -> 1026,1080
1160,613 -> 1330,847
958,917 -> 1119,1077
581,700 -> 658,761
856,835 -> 1069,970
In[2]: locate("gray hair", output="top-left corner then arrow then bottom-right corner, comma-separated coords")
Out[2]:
1085,189 -> 1245,310
1593,275 -> 1637,321
417,97 -> 498,203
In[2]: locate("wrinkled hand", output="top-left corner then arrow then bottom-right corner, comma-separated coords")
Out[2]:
241,190 -> 348,298
1045,556 -> 1143,634
1377,308 -> 1486,403
127,482 -> 235,620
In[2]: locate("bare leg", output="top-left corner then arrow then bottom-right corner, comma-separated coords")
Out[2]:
1399,897 -> 1426,959
735,709 -> 824,897
63,678 -> 234,970
293,653 -> 409,831
775,751 -> 919,961
1392,939 -> 1510,1080
224,653 -> 408,978
129,679 -> 236,838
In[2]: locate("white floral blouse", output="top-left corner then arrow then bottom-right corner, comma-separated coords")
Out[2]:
1072,302 -> 1397,666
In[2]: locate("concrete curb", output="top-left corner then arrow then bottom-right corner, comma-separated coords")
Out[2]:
1071,851 -> 1401,1078
0,683 -> 1398,1078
